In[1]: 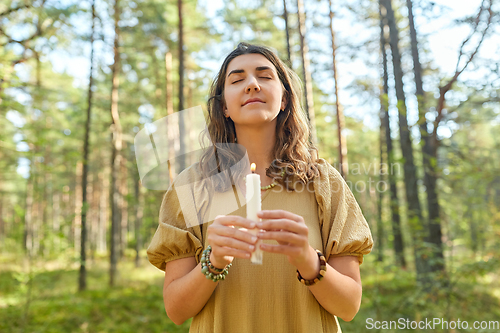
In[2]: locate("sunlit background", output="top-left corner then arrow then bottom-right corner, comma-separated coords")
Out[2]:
1,0 -> 499,332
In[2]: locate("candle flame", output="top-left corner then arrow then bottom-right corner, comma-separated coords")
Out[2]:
251,163 -> 256,173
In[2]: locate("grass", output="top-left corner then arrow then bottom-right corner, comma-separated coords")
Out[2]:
0,253 -> 191,333
1,252 -> 499,333
341,255 -> 500,332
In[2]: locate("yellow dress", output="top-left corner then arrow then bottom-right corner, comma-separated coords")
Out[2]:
147,159 -> 373,333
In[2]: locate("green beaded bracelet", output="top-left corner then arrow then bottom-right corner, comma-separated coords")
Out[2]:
296,249 -> 327,286
201,245 -> 232,282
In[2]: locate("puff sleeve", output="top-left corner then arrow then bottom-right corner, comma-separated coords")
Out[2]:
146,182 -> 204,272
313,159 -> 373,264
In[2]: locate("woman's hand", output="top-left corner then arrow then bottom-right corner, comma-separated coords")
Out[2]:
206,215 -> 259,269
256,210 -> 316,270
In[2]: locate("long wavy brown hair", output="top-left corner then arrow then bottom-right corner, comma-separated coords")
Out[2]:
199,42 -> 319,191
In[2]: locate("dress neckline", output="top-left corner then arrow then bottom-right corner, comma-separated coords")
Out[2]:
234,182 -> 273,206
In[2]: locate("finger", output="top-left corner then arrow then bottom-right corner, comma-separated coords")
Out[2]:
216,226 -> 259,245
214,215 -> 256,229
210,234 -> 256,254
259,243 -> 301,255
257,210 -> 303,223
257,219 -> 307,235
257,231 -> 306,246
212,245 -> 252,259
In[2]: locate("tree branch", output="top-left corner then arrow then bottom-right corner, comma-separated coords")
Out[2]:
453,2 -> 486,75
448,96 -> 500,115
0,1 -> 33,18
0,23 -> 42,48
432,0 -> 493,145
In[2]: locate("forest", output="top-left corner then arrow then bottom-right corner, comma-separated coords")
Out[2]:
1,0 -> 499,332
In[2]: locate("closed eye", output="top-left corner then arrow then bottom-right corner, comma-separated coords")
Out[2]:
232,77 -> 272,84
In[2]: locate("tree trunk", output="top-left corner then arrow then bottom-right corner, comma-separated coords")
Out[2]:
134,177 -> 144,267
110,143 -> 121,287
468,207 -> 478,254
282,0 -> 292,68
109,0 -> 122,287
52,190 -> 61,252
376,16 -> 386,262
32,188 -> 40,255
24,61 -> 43,257
187,73 -> 193,109
328,0 -> 348,178
377,77 -> 385,262
62,183 -> 71,244
177,0 -> 186,171
11,204 -> 18,239
44,177 -> 52,256
382,0 -> 426,279
425,0 -> 492,274
0,196 -> 10,252
165,52 -> 176,183
119,150 -> 128,259
0,179 -> 3,250
35,171 -> 44,255
165,52 -> 175,118
406,0 -> 445,277
24,157 -> 35,256
296,0 -> 317,144
79,0 -> 96,291
379,1 -> 405,268
42,129 -> 52,257
98,163 -> 109,254
377,123 -> 385,262
0,195 -> 4,252
90,168 -> 100,260
74,161 -> 83,254
154,52 -> 162,106
85,173 -> 94,260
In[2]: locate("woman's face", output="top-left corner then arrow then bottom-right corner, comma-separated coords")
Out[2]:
223,53 -> 286,126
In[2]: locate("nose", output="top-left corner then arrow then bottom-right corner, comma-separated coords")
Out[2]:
245,75 -> 261,93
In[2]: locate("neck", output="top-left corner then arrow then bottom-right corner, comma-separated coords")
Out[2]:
235,123 -> 276,181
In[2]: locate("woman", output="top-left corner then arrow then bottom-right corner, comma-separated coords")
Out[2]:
147,42 -> 373,332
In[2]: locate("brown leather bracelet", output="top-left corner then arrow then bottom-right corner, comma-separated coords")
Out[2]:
296,249 -> 327,286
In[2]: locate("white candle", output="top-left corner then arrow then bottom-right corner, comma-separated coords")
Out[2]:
246,163 -> 263,264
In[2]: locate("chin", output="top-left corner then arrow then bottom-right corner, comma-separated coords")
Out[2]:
236,111 -> 278,124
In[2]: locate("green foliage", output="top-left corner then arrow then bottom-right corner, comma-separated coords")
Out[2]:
1,0 -> 499,331
2,254 -> 497,333
341,255 -> 500,333
0,256 -> 190,333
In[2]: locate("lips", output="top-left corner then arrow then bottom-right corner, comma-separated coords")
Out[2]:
243,98 -> 264,106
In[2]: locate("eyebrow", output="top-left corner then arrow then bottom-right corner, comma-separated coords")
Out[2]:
227,66 -> 275,78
